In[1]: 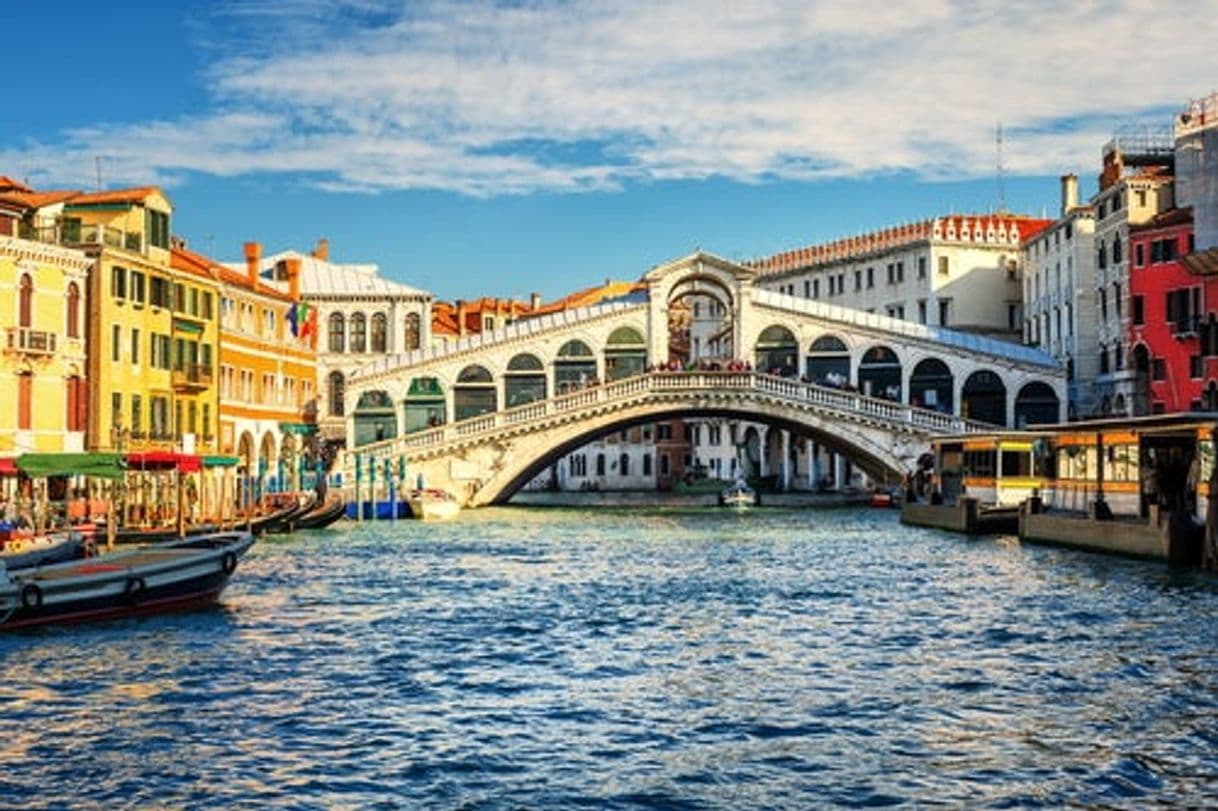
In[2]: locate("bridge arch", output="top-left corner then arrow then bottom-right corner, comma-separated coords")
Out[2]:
505,353 -> 547,407
754,324 -> 798,376
479,401 -> 922,506
909,357 -> 953,413
1014,381 -> 1059,427
554,338 -> 598,393
604,326 -> 647,380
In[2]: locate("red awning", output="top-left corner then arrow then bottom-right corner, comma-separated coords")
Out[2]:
0,457 -> 17,477
126,451 -> 202,473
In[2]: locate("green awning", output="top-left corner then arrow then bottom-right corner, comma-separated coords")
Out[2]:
17,452 -> 126,480
172,318 -> 204,334
202,455 -> 240,467
278,422 -> 318,435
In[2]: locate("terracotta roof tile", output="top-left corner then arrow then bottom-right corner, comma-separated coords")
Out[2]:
68,186 -> 164,206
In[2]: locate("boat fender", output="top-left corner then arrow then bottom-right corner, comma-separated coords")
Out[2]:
21,583 -> 43,610
125,577 -> 147,605
221,551 -> 238,575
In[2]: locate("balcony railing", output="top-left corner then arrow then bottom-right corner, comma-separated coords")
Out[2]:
171,364 -> 213,391
5,327 -> 57,356
18,222 -> 143,254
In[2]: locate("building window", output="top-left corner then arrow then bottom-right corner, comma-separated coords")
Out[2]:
1190,355 -> 1203,379
66,282 -> 80,337
17,373 -> 32,430
150,276 -> 170,308
371,312 -> 388,353
643,454 -> 652,476
66,376 -> 86,432
596,453 -> 606,476
111,392 -> 122,429
1132,295 -> 1144,326
1100,346 -> 1110,374
1135,243 -> 1145,267
812,279 -> 820,298
803,280 -> 810,298
1152,358 -> 1167,381
404,313 -> 421,350
619,453 -> 630,476
1113,237 -> 1123,265
111,266 -> 127,299
938,299 -> 950,326
1113,283 -> 1121,317
131,328 -> 140,364
349,313 -> 367,353
918,300 -> 928,324
202,404 -> 210,438
327,371 -> 345,417
131,394 -> 142,435
18,273 -> 33,327
1099,288 -> 1107,319
1008,303 -> 1019,332
938,256 -> 949,276
328,313 -> 346,353
854,270 -> 862,291
112,325 -> 121,361
918,257 -> 927,279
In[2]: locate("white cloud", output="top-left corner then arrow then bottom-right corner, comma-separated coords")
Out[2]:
8,0 -> 1218,195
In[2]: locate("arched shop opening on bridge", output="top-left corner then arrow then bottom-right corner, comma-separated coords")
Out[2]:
909,358 -> 954,413
455,365 -> 497,421
858,346 -> 902,400
505,354 -> 547,407
404,376 -> 446,433
1014,381 -> 1061,428
962,370 -> 1007,426
805,335 -> 850,385
754,325 -> 798,376
554,340 -> 597,393
353,390 -> 397,445
604,327 -> 647,381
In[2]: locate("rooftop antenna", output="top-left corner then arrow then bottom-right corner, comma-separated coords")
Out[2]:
995,123 -> 1007,214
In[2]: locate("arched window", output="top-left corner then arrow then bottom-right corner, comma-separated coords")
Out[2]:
327,370 -> 345,417
1112,236 -> 1123,265
66,282 -> 80,338
328,313 -> 345,353
404,313 -> 421,351
619,453 -> 630,476
19,273 -> 33,328
371,312 -> 388,353
349,313 -> 367,353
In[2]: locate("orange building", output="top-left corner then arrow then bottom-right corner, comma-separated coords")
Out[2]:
172,242 -> 318,491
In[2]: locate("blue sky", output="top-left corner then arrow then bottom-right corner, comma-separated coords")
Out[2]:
6,1 -> 1216,301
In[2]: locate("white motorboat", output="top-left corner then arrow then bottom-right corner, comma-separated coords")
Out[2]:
405,489 -> 461,521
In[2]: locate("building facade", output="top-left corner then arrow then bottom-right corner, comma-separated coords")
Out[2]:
751,214 -> 1052,341
177,243 -> 318,486
1089,134 -> 1176,415
0,229 -> 91,458
1021,175 -> 1099,418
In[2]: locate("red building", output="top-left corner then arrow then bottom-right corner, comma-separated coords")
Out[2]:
1127,208 -> 1206,413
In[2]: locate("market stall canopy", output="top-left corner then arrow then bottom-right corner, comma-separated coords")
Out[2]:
0,458 -> 18,477
202,455 -> 240,467
126,451 -> 203,473
18,452 -> 126,480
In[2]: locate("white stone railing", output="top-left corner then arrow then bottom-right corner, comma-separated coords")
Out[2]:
350,371 -> 991,468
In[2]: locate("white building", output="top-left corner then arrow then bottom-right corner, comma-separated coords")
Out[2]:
751,214 -> 1052,340
232,239 -> 434,447
1021,175 -> 1099,418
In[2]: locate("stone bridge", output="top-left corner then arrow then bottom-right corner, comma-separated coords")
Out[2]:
340,251 -> 1066,505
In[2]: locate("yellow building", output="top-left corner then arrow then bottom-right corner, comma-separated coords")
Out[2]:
48,186 -> 221,455
0,185 -> 91,459
175,242 -> 318,489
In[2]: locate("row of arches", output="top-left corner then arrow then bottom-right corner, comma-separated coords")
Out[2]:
327,312 -> 422,354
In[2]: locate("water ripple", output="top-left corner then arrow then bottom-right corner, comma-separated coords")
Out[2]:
3,506 -> 1218,808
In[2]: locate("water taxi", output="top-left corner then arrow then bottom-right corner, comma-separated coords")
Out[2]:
405,489 -> 461,521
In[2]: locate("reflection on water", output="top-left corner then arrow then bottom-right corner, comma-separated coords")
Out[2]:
3,507 -> 1218,808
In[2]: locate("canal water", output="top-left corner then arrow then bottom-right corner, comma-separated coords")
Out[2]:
3,507 -> 1218,808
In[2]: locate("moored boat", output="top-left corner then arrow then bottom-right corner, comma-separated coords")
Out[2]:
0,530 -> 87,570
0,530 -> 255,630
405,489 -> 460,521
719,479 -> 756,509
291,493 -> 347,530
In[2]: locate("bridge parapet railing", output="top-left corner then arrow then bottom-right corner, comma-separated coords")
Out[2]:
353,370 -> 992,466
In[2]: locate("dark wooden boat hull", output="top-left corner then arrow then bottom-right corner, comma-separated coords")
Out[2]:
290,495 -> 347,531
1,531 -> 254,630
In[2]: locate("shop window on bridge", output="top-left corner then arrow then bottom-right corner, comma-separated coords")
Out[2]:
604,327 -> 646,381
1014,382 -> 1060,428
909,358 -> 953,412
755,325 -> 797,376
505,353 -> 546,407
370,312 -> 388,353
554,340 -> 597,393
454,364 -> 497,421
805,335 -> 850,386
858,346 -> 902,401
353,390 -> 397,446
404,377 -> 446,433
962,370 -> 1007,426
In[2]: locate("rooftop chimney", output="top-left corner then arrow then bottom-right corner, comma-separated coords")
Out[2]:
243,241 -> 262,287
313,238 -> 329,261
530,292 -> 541,310
285,257 -> 302,302
455,299 -> 467,337
1060,174 -> 1079,216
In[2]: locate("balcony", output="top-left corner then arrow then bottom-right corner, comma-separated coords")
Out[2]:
19,222 -> 143,255
5,327 -> 57,357
171,363 -> 213,392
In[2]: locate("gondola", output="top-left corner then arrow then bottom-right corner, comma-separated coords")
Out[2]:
260,491 -> 323,534
1,530 -> 254,630
284,492 -> 347,531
